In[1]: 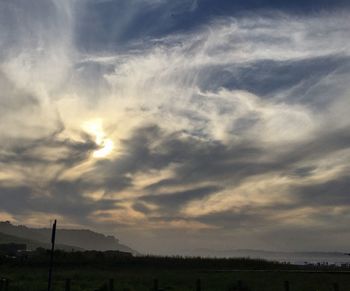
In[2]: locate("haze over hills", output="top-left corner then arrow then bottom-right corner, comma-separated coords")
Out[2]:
0,231 -> 83,251
2,220 -> 350,265
0,221 -> 136,254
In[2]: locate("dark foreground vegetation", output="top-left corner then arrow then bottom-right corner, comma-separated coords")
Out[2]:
1,249 -> 350,291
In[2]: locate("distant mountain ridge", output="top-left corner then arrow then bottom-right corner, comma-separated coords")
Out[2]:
0,221 -> 136,254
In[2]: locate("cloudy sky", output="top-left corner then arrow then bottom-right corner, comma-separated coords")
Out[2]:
0,0 -> 350,254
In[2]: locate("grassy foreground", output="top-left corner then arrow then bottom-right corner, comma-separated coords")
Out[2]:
1,252 -> 350,290
2,266 -> 350,291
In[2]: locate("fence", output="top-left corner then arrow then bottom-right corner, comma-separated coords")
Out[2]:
0,277 -> 343,291
0,278 -> 9,291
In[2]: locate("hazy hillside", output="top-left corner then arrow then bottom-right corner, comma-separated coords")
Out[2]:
0,221 -> 135,254
0,231 -> 82,251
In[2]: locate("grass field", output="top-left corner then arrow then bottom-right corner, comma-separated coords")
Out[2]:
1,266 -> 350,291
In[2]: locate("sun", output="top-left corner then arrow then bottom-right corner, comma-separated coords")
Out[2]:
83,119 -> 114,158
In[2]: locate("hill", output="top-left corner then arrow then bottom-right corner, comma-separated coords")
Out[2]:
0,221 -> 136,254
0,231 -> 82,251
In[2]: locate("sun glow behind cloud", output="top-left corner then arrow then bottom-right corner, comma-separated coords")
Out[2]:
0,0 -> 350,254
83,120 -> 114,158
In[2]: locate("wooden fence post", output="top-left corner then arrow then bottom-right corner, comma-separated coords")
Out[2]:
65,278 -> 71,291
109,278 -> 114,291
4,279 -> 8,291
153,278 -> 158,291
333,283 -> 339,291
284,281 -> 290,291
237,280 -> 243,290
47,219 -> 57,291
196,278 -> 201,291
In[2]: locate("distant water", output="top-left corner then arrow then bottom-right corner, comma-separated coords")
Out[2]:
245,252 -> 350,266
192,249 -> 350,266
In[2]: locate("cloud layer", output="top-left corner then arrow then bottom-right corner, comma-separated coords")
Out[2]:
0,0 -> 349,254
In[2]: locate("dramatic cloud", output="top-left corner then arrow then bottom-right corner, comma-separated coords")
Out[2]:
0,0 -> 349,254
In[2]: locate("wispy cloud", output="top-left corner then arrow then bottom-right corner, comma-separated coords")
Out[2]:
0,0 -> 349,253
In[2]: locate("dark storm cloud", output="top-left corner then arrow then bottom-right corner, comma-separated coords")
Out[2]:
95,121 -> 349,195
47,180 -> 121,220
2,118 -> 346,232
277,125 -> 350,167
196,208 -> 268,229
87,119 -> 350,231
93,125 -> 268,193
0,128 -> 118,223
294,176 -> 350,207
123,125 -> 273,190
0,182 -> 120,224
0,128 -> 97,167
0,186 -> 33,215
141,186 -> 222,211
132,202 -> 152,214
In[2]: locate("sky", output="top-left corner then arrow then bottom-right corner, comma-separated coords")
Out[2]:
0,0 -> 350,255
